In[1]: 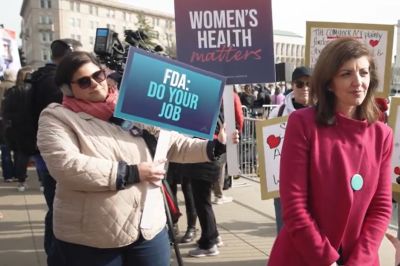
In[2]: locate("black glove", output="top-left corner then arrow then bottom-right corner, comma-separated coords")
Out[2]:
116,161 -> 140,190
206,139 -> 226,161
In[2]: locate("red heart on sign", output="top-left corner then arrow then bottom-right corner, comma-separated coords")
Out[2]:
394,166 -> 400,175
369,39 -> 379,47
266,135 -> 281,149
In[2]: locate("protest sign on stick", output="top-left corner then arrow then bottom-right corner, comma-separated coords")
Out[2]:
256,116 -> 288,199
305,21 -> 394,98
115,47 -> 225,140
174,0 -> 275,85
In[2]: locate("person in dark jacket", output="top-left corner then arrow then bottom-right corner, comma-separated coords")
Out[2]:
2,66 -> 35,191
30,38 -> 82,259
0,69 -> 17,183
239,84 -> 256,109
254,85 -> 271,108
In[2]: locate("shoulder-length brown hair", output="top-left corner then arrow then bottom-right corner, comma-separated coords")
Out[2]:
310,37 -> 380,125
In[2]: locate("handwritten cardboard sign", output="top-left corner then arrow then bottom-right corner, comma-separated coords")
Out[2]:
174,0 -> 275,84
305,21 -> 394,98
256,116 -> 288,199
115,47 -> 225,140
388,97 -> 400,192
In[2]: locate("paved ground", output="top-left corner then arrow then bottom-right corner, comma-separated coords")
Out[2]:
0,169 -> 397,266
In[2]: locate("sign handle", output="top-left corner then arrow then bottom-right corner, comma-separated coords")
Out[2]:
222,85 -> 240,176
140,129 -> 171,229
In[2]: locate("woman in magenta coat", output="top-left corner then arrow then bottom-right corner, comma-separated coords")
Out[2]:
268,37 -> 393,266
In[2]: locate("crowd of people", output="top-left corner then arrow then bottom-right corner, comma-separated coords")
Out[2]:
235,81 -> 293,119
1,36 -> 400,266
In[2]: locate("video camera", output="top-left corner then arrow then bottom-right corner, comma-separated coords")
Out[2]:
94,28 -> 165,74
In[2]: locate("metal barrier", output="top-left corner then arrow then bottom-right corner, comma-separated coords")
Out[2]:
241,106 -> 251,118
262,104 -> 280,118
238,116 -> 259,177
241,105 -> 279,120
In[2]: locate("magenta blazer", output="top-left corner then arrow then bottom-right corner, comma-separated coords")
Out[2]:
268,108 -> 393,266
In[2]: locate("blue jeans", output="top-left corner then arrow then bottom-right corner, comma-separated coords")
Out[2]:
33,154 -> 56,256
49,227 -> 170,266
1,144 -> 14,180
274,197 -> 283,233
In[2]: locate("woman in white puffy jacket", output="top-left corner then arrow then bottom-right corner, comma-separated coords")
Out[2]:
37,51 -> 238,266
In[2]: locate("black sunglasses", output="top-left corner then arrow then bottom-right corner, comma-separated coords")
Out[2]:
294,80 -> 310,89
71,69 -> 106,89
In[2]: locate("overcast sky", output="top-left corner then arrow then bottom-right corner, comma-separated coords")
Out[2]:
3,0 -> 400,42
126,0 -> 400,37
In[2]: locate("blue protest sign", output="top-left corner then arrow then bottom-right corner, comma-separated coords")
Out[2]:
114,47 -> 226,140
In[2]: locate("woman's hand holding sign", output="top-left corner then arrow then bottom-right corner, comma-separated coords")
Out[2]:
218,123 -> 240,145
138,159 -> 167,187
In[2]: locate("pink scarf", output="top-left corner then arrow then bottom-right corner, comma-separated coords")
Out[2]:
62,88 -> 119,121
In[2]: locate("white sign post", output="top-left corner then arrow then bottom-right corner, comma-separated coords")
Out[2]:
222,85 -> 240,176
140,129 -> 171,229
